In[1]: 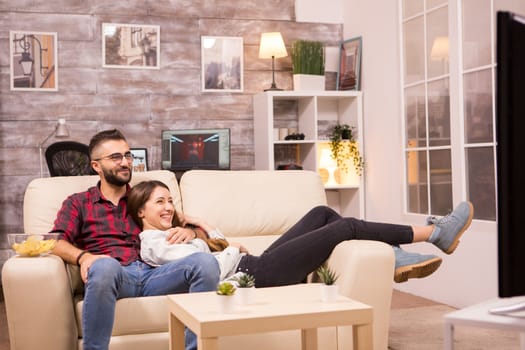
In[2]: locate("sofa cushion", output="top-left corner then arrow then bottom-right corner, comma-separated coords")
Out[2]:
75,295 -> 168,337
23,170 -> 180,234
179,170 -> 327,237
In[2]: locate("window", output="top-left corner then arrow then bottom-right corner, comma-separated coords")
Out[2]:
400,0 -> 525,220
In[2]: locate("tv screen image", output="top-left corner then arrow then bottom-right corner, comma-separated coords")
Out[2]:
161,129 -> 231,171
491,11 -> 525,315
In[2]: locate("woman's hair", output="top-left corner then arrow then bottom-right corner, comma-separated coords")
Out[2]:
128,180 -> 229,252
127,180 -> 182,230
88,129 -> 127,158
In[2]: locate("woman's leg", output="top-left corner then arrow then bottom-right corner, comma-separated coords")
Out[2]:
238,206 -> 414,287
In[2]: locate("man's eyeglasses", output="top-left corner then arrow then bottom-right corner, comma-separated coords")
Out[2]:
94,152 -> 134,163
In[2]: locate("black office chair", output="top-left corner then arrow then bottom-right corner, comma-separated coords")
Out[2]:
45,141 -> 97,177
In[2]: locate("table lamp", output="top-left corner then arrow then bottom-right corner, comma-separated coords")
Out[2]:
39,118 -> 70,177
319,149 -> 338,186
259,32 -> 288,91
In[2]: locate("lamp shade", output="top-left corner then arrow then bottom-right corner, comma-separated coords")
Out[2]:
56,118 -> 69,137
319,149 -> 337,169
431,36 -> 449,61
259,32 -> 288,59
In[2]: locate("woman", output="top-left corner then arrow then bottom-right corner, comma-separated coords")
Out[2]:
128,180 -> 474,287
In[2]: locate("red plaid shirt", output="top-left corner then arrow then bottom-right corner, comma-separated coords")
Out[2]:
51,182 -> 141,265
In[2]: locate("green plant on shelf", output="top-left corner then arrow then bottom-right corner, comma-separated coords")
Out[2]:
291,40 -> 325,76
329,123 -> 364,175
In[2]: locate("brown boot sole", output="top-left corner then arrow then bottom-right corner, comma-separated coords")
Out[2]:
444,201 -> 474,254
394,257 -> 443,283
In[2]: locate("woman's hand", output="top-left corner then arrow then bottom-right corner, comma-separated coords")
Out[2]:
165,226 -> 196,244
229,241 -> 249,254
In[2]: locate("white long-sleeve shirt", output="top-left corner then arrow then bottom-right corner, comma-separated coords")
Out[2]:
139,229 -> 242,280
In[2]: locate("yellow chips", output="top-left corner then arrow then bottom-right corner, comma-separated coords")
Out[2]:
12,235 -> 57,257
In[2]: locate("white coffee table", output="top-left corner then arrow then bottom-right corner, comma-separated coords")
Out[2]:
167,283 -> 373,350
444,296 -> 525,350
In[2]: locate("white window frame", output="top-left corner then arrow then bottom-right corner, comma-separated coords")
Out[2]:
399,0 -> 497,233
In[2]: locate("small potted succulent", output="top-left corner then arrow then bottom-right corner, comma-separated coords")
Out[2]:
329,123 -> 364,177
216,281 -> 236,313
233,273 -> 256,305
291,39 -> 325,91
316,265 -> 339,302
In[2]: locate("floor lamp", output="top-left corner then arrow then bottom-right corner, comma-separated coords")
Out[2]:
258,32 -> 288,91
39,118 -> 69,177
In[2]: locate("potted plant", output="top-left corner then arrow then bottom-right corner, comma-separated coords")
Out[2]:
316,265 -> 339,302
216,281 -> 236,313
291,40 -> 325,91
329,123 -> 364,176
233,273 -> 256,305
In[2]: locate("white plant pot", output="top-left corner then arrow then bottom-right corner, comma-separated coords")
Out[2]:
236,287 -> 255,305
320,284 -> 338,302
293,74 -> 326,91
216,295 -> 236,313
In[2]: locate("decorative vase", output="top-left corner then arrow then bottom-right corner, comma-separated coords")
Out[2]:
236,287 -> 255,305
320,284 -> 338,302
293,74 -> 326,91
217,295 -> 236,313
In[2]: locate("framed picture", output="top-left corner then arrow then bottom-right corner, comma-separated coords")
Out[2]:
102,23 -> 160,69
9,31 -> 58,91
337,36 -> 362,91
130,148 -> 148,172
201,36 -> 243,92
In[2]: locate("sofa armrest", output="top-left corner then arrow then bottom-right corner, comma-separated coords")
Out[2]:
2,254 -> 78,350
327,240 -> 395,350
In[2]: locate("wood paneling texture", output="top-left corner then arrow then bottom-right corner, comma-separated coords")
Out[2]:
0,1 -> 342,263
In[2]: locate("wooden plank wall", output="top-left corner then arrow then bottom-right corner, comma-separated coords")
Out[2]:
0,1 -> 342,263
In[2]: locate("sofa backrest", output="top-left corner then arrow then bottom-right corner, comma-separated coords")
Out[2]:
179,170 -> 327,237
23,170 -> 179,234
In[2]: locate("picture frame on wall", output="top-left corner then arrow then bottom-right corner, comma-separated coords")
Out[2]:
102,23 -> 160,69
9,31 -> 58,91
337,36 -> 362,91
130,148 -> 148,172
201,36 -> 243,92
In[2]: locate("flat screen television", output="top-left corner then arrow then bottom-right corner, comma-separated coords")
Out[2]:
492,11 -> 525,314
161,128 -> 231,171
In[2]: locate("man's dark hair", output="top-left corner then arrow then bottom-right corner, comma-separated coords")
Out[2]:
88,129 -> 127,157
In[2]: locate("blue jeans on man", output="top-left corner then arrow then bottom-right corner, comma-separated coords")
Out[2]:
82,252 -> 219,350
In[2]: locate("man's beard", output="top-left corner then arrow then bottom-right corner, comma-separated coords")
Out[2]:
103,166 -> 132,186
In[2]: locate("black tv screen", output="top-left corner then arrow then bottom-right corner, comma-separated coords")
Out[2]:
496,11 -> 525,299
161,128 -> 231,171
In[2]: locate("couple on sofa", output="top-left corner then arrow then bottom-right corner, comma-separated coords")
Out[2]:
50,129 -> 473,350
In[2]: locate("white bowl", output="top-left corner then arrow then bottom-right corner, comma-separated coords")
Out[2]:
8,233 -> 59,257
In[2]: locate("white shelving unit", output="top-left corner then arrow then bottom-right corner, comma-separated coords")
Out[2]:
253,91 -> 365,218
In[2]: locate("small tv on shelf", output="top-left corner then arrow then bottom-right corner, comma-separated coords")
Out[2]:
161,128 -> 231,172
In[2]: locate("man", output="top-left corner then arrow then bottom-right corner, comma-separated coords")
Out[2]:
51,129 -> 219,350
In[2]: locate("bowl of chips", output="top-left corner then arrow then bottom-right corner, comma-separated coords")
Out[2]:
8,233 -> 59,257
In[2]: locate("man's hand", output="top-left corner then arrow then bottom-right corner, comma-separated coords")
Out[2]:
165,227 -> 196,245
78,253 -> 111,283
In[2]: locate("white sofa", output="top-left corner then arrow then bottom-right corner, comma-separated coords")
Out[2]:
2,170 -> 394,350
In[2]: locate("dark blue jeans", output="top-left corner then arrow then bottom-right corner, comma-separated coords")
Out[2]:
237,205 -> 412,287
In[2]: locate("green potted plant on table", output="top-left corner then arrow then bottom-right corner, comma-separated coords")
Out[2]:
316,265 -> 339,302
291,40 -> 325,91
233,273 -> 256,305
216,281 -> 236,313
329,123 -> 364,177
